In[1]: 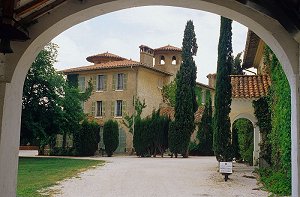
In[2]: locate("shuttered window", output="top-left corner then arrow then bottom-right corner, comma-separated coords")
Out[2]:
115,100 -> 122,117
97,75 -> 107,91
78,76 -> 85,92
113,73 -> 128,90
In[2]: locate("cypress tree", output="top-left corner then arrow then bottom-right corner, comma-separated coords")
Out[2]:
197,91 -> 214,156
213,17 -> 233,161
169,20 -> 198,158
103,120 -> 119,157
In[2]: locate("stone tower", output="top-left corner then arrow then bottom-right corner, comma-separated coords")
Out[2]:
153,45 -> 182,81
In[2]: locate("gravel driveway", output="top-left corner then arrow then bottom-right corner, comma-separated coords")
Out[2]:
51,156 -> 269,197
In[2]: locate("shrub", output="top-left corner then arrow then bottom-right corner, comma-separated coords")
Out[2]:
73,120 -> 100,156
103,120 -> 119,157
258,168 -> 291,196
133,111 -> 170,157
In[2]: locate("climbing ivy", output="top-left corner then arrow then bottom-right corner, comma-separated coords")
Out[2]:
266,46 -> 291,174
253,45 -> 291,195
253,97 -> 272,165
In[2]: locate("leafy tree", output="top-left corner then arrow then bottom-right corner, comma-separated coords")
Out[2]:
21,43 -> 65,154
169,20 -> 198,158
162,80 -> 177,107
73,120 -> 100,156
196,92 -> 213,156
21,43 -> 93,155
213,17 -> 233,161
103,120 -> 119,157
123,97 -> 146,134
60,79 -> 92,148
231,52 -> 244,75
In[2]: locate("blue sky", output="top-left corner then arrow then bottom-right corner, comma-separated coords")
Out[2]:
52,6 -> 248,84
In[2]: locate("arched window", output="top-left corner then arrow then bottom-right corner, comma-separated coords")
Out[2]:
160,56 -> 165,65
172,56 -> 177,65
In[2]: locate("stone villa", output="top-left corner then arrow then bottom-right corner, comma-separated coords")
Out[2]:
63,44 -> 213,153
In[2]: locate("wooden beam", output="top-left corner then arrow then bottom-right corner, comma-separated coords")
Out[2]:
15,0 -> 50,17
19,0 -> 66,25
2,0 -> 18,18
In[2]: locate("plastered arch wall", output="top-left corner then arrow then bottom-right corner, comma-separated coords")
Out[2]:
0,0 -> 299,196
232,113 -> 257,126
232,113 -> 260,166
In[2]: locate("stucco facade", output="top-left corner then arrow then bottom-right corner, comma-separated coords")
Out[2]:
63,45 -> 192,153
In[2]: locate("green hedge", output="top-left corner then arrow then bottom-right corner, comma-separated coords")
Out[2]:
103,120 -> 119,157
133,110 -> 169,157
74,120 -> 100,156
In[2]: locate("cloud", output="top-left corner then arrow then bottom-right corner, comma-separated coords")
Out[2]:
52,6 -> 248,83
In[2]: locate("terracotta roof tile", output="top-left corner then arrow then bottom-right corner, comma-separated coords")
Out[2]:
86,52 -> 126,63
231,75 -> 271,99
62,59 -> 173,76
159,105 -> 205,124
154,45 -> 182,53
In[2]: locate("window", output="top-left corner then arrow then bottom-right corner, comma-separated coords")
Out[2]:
202,90 -> 206,104
78,76 -> 85,92
113,73 -> 127,90
97,101 -> 103,116
115,100 -> 122,117
117,74 -> 124,90
97,75 -> 107,91
160,56 -> 165,65
111,100 -> 126,117
172,56 -> 177,65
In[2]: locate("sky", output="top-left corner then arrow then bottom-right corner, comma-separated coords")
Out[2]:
52,6 -> 248,84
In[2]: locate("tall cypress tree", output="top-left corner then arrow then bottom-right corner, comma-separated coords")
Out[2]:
213,16 -> 233,161
197,91 -> 214,156
169,20 -> 198,158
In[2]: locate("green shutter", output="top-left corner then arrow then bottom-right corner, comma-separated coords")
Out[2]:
92,76 -> 96,91
122,100 -> 127,116
91,102 -> 96,116
104,75 -> 107,91
123,73 -> 128,90
112,74 -> 116,90
102,101 -> 106,116
111,101 -> 115,117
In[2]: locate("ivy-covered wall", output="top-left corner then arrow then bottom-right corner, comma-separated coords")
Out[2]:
253,46 -> 291,195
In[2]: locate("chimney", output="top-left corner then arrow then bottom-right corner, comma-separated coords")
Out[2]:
207,73 -> 217,89
139,45 -> 154,67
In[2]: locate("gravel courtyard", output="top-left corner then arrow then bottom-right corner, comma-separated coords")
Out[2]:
51,156 -> 269,197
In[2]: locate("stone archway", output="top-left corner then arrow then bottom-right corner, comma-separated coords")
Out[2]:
0,1 -> 299,196
232,113 -> 260,166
